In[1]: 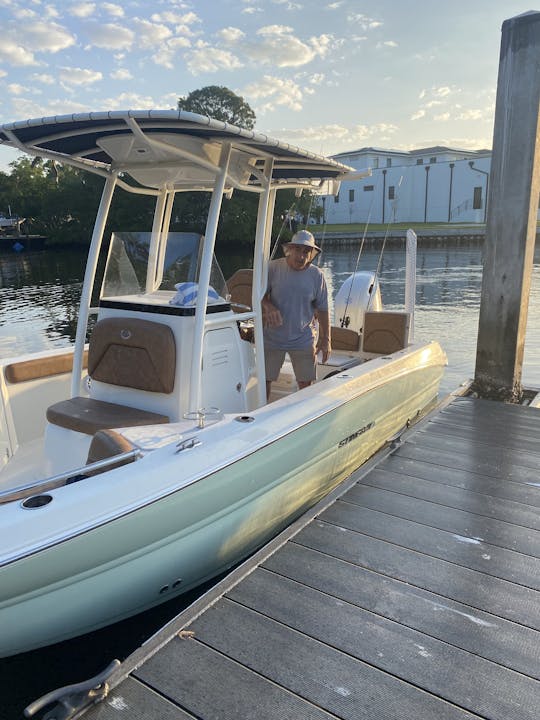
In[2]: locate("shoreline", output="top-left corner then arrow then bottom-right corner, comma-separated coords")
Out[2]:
312,226 -> 540,246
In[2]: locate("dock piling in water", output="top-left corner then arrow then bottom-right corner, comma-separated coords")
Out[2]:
474,11 -> 540,401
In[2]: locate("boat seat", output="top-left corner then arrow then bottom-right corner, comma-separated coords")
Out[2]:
88,317 -> 176,393
226,268 -> 253,311
331,326 -> 360,351
85,428 -> 137,474
46,317 -> 176,435
362,311 -> 410,354
46,396 -> 169,436
5,349 -> 88,384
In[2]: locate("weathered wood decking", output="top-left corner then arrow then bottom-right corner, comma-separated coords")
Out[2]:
84,395 -> 540,720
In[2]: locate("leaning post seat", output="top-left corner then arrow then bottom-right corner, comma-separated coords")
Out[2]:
46,317 -> 176,436
362,311 -> 410,354
331,326 -> 361,352
226,268 -> 254,312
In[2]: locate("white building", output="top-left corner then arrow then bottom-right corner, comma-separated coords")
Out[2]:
321,146 -> 493,225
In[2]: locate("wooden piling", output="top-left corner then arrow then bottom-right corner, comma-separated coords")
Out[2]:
474,11 -> 540,402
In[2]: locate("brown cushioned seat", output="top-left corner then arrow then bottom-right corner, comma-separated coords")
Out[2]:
5,349 -> 89,384
88,317 -> 176,393
226,268 -> 253,312
362,311 -> 410,354
331,326 -> 361,352
47,396 -> 169,436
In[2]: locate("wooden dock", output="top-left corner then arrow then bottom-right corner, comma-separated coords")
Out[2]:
81,395 -> 540,720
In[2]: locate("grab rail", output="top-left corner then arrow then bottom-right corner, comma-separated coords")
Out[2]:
0,449 -> 141,505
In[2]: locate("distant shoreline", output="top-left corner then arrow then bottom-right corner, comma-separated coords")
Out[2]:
312,225 -> 540,246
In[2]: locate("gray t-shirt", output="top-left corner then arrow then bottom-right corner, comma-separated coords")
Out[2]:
263,257 -> 329,350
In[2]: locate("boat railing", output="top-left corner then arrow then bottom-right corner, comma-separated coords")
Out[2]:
0,448 -> 141,505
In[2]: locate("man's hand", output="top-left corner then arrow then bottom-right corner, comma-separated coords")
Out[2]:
262,298 -> 283,328
316,335 -> 331,364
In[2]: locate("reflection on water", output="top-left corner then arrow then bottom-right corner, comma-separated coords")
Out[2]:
0,248 -> 85,356
2,243 -> 540,395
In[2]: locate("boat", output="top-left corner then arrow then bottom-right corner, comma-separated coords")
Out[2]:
0,212 -> 25,233
0,110 -> 447,657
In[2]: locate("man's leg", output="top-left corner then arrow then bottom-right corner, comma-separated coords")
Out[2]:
264,348 -> 286,401
289,348 -> 317,390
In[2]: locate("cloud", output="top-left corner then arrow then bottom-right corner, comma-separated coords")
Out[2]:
8,83 -> 30,96
151,11 -> 200,25
102,91 -> 158,110
132,18 -> 173,48
434,113 -> 450,121
59,66 -> 103,86
110,68 -> 133,80
0,39 -> 38,67
217,27 -> 245,45
82,22 -> 134,50
347,14 -> 382,30
31,73 -> 56,84
411,110 -> 426,120
102,3 -> 124,17
69,3 -> 96,18
186,43 -> 243,74
456,109 -> 483,120
17,22 -> 76,55
11,97 -> 91,120
242,74 -> 304,112
152,37 -> 192,69
244,25 -> 335,67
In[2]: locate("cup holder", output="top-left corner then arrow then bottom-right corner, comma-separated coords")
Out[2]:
22,494 -> 53,509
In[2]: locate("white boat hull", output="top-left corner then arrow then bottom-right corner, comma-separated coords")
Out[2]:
0,341 -> 445,657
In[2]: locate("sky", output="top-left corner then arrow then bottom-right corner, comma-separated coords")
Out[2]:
0,0 -> 535,171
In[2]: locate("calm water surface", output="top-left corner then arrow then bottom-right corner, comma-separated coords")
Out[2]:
1,241 -> 540,717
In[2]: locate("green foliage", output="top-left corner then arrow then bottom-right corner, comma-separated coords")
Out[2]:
178,85 -> 256,130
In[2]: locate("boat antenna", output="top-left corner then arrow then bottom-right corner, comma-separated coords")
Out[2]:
338,209 -> 372,327
373,175 -> 403,281
270,201 -> 297,259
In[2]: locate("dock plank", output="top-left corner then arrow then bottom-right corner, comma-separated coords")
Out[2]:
321,500 -> 540,589
80,396 -> 540,720
262,542 -> 540,678
342,484 -> 540,556
361,468 -> 540,530
226,570 -> 539,720
295,519 -> 540,630
135,634 -> 337,720
183,599 -> 480,720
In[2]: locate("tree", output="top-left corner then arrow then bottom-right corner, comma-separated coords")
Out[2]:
178,85 -> 256,130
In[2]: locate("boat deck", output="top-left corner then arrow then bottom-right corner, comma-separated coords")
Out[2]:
81,394 -> 540,720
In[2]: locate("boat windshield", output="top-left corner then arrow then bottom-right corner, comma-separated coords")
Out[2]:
101,231 -> 228,300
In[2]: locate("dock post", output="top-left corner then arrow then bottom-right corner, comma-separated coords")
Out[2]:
473,11 -> 540,402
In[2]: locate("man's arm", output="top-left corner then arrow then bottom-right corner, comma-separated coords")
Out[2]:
316,309 -> 331,363
262,293 -> 283,327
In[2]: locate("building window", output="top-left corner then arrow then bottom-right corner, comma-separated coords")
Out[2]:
416,158 -> 423,165
429,157 -> 437,163
349,189 -> 354,202
334,193 -> 340,203
388,186 -> 395,200
363,185 -> 374,192
373,158 -> 379,169
386,158 -> 392,167
473,186 -> 482,209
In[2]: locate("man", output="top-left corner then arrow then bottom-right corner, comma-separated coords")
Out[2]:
262,229 -> 331,399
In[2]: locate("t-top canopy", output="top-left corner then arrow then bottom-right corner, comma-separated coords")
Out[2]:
0,109 -> 354,193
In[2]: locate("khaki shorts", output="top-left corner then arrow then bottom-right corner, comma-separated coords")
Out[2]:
265,347 -> 317,382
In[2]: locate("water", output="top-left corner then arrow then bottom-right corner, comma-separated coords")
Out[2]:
1,242 -> 540,717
